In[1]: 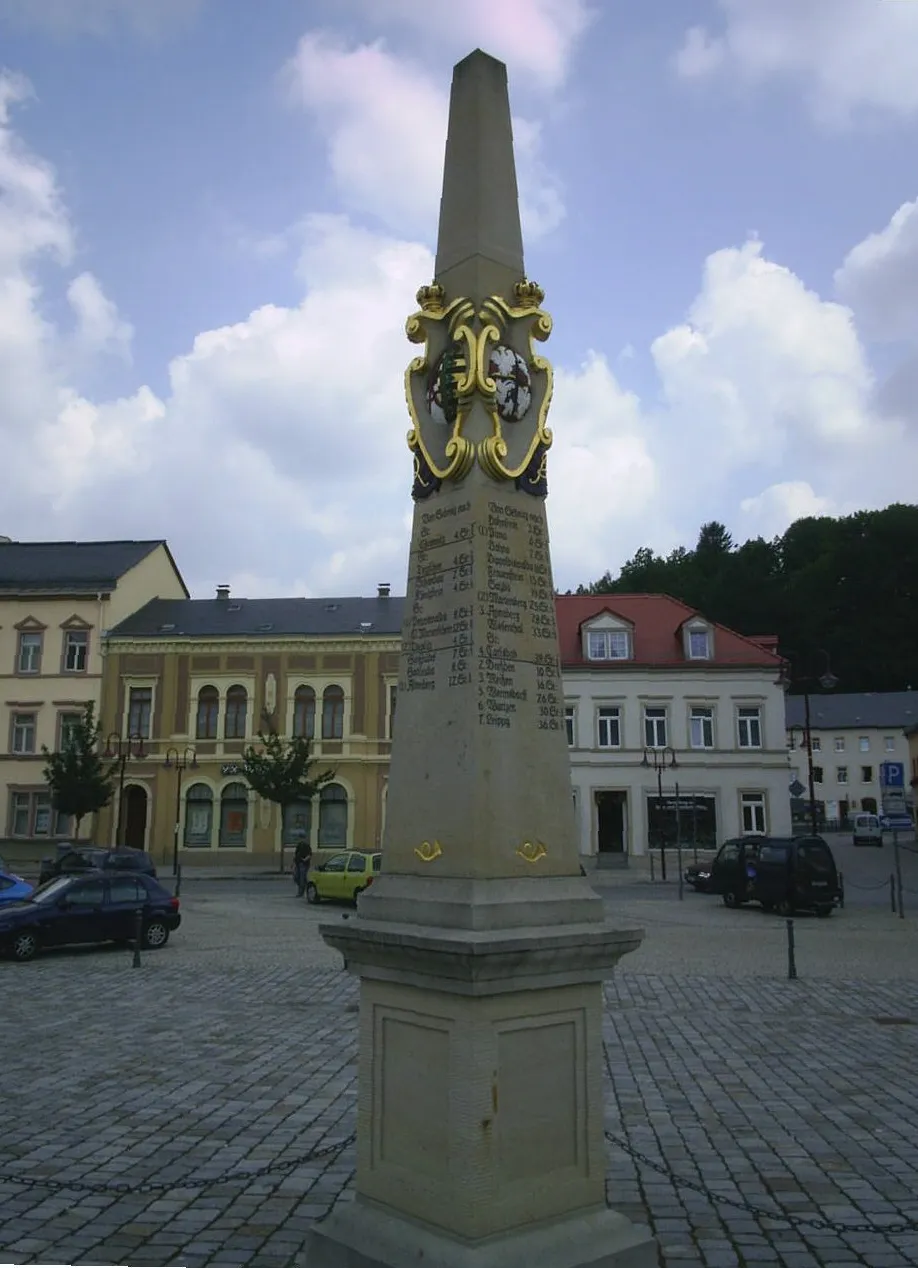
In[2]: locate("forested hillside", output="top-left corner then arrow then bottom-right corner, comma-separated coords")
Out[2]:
575,505 -> 918,693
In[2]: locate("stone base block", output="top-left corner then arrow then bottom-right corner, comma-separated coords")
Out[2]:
301,1197 -> 657,1268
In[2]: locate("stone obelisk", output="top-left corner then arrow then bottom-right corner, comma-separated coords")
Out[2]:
303,50 -> 656,1268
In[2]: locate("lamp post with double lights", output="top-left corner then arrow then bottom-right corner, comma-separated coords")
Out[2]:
779,649 -> 838,838
641,745 -> 678,881
164,746 -> 198,876
104,732 -> 146,848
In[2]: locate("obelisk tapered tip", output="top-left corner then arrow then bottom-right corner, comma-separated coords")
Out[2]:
435,49 -> 525,292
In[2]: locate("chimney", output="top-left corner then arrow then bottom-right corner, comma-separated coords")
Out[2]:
216,584 -> 230,601
378,582 -> 391,598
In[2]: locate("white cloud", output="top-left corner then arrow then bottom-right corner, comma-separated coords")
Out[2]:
673,0 -> 918,124
348,0 -> 593,91
284,32 -> 565,243
0,0 -> 203,38
67,272 -> 134,360
835,198 -> 918,343
740,481 -> 835,539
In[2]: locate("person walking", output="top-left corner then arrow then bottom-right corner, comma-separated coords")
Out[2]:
294,838 -> 313,898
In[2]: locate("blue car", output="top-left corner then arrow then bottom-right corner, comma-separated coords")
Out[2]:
0,870 -> 33,904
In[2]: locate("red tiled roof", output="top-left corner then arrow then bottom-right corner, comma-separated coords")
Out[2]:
554,594 -> 782,669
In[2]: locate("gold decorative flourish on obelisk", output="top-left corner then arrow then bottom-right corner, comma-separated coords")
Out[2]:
414,839 -> 444,863
516,840 -> 548,864
405,285 -> 476,484
477,279 -> 554,482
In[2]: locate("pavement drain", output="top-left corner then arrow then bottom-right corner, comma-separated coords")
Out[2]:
871,1016 -> 914,1026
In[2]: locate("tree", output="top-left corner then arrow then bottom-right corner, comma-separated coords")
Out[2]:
242,727 -> 336,872
42,701 -> 116,838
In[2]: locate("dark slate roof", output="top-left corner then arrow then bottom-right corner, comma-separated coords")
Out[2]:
785,691 -> 918,730
0,540 -> 186,594
107,596 -> 406,639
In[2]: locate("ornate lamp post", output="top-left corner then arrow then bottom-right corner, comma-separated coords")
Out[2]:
104,732 -> 146,848
641,745 -> 678,880
779,649 -> 838,837
164,746 -> 198,876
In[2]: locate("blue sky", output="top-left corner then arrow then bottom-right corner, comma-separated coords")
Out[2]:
2,0 -> 917,599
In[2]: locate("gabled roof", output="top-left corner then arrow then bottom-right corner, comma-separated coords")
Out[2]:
0,540 -> 188,596
107,595 -> 406,640
555,594 -> 782,668
785,692 -> 918,731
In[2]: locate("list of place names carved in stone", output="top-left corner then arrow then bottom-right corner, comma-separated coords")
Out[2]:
400,498 -> 564,732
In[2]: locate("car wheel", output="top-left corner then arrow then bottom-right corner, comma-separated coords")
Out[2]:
816,906 -> 833,918
760,901 -> 775,913
722,890 -> 741,908
776,899 -> 794,917
12,931 -> 38,962
143,920 -> 170,949
305,882 -> 320,905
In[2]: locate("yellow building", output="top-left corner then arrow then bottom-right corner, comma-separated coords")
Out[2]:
0,539 -> 188,862
96,585 -> 402,869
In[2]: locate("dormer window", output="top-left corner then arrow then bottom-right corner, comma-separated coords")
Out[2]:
587,630 -> 631,661
684,620 -> 713,661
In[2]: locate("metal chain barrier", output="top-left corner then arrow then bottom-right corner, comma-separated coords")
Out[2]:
841,877 -> 892,890
601,1045 -> 918,1236
0,1130 -> 356,1197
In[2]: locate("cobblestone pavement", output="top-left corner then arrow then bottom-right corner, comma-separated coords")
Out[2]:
1,885 -> 917,1267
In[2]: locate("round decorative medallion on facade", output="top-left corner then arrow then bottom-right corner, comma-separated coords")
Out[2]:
489,344 -> 531,422
427,342 -> 467,425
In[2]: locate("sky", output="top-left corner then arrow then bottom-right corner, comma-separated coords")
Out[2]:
1,0 -> 917,601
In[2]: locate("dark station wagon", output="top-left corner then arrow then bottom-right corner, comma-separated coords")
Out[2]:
691,835 -> 843,917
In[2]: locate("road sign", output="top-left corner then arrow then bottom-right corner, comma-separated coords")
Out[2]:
880,815 -> 913,832
789,779 -> 806,798
880,762 -> 905,788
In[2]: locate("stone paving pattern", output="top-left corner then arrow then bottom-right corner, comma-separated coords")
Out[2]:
1,885 -> 918,1267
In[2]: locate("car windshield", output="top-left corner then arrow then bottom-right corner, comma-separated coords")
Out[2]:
29,876 -> 76,903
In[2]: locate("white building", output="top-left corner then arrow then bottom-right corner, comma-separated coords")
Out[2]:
785,691 -> 918,826
558,594 -> 790,866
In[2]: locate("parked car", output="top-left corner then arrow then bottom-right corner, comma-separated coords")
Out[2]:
684,838 -> 759,892
705,834 -> 842,917
0,871 -> 34,904
306,851 -> 381,905
0,871 -> 180,962
38,845 -> 157,886
852,812 -> 883,848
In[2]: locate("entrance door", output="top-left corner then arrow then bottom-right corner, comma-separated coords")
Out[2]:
596,791 -> 626,856
123,785 -> 148,850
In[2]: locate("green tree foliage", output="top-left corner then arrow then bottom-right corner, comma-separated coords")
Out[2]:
41,701 -> 115,836
580,505 -> 918,692
242,730 -> 336,818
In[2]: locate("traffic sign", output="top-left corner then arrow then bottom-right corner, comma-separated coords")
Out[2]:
880,762 -> 905,788
789,779 -> 806,798
880,815 -> 913,832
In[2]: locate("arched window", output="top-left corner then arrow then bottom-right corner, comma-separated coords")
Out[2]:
219,782 -> 248,847
283,798 -> 313,846
293,686 -> 316,740
224,685 -> 248,739
184,783 -> 213,847
318,782 -> 348,846
322,684 -> 345,740
196,686 -> 219,740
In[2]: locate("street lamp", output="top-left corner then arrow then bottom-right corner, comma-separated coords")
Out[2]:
778,649 -> 838,838
164,746 -> 198,876
104,732 -> 146,848
641,746 -> 678,880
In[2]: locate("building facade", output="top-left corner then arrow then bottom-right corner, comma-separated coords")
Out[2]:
556,595 -> 790,864
785,692 -> 918,826
0,540 -> 187,856
96,588 -> 403,868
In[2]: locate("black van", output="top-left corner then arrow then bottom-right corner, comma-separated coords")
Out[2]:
708,835 -> 841,917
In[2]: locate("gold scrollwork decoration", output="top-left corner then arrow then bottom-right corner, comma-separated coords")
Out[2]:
415,839 -> 443,863
476,281 -> 554,482
405,288 -> 476,484
516,840 -> 548,864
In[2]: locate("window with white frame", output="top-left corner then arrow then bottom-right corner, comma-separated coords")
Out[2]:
644,707 -> 667,748
597,706 -> 621,749
859,736 -> 870,752
587,629 -> 631,661
837,766 -> 848,784
737,707 -> 762,749
686,627 -> 711,659
885,736 -> 896,752
11,713 -> 36,754
17,631 -> 42,674
741,793 -> 767,835
834,736 -> 845,752
59,711 -> 83,751
63,630 -> 89,673
128,687 -> 152,738
813,766 -> 824,784
689,706 -> 714,749
811,736 -> 822,752
565,705 -> 576,747
8,789 -> 68,837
